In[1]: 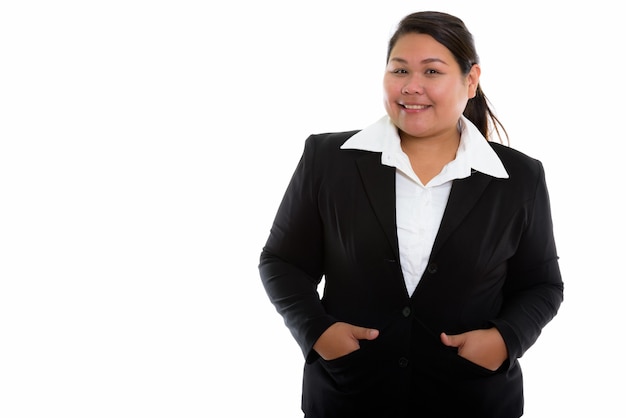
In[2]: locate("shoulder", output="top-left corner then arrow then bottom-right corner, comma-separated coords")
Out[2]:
297,130 -> 373,181
305,130 -> 361,151
488,142 -> 544,179
486,143 -> 553,209
300,130 -> 365,166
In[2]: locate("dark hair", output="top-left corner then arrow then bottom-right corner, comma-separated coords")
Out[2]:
387,11 -> 508,143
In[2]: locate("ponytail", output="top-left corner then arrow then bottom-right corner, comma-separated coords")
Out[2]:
464,85 -> 509,144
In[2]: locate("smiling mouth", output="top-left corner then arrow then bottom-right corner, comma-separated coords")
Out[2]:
401,104 -> 430,110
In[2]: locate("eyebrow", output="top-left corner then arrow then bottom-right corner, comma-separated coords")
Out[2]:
389,57 -> 448,65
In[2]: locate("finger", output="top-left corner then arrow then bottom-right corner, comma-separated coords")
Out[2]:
440,332 -> 459,347
352,326 -> 379,340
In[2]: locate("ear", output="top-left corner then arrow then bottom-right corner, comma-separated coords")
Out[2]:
467,64 -> 481,98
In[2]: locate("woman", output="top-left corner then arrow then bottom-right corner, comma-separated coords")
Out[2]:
259,11 -> 563,418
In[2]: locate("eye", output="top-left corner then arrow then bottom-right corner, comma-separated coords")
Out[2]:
391,68 -> 408,74
425,69 -> 441,75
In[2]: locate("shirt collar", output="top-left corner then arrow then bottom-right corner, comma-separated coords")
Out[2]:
341,115 -> 509,184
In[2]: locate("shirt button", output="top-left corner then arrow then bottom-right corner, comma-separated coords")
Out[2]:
402,306 -> 411,317
398,357 -> 409,368
427,263 -> 438,274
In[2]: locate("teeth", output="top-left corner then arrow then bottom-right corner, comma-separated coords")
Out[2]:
403,104 -> 428,110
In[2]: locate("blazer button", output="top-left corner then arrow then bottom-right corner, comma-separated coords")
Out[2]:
402,306 -> 411,317
398,357 -> 409,368
427,263 -> 438,274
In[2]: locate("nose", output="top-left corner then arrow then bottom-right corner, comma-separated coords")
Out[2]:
402,75 -> 424,94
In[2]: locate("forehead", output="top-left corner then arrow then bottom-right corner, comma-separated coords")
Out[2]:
389,33 -> 453,61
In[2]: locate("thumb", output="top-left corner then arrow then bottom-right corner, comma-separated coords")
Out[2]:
352,326 -> 380,341
440,332 -> 462,348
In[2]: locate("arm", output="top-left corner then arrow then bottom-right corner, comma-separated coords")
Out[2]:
441,162 -> 563,370
258,136 -> 336,358
491,161 -> 564,367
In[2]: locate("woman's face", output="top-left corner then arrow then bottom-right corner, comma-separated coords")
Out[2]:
383,33 -> 480,142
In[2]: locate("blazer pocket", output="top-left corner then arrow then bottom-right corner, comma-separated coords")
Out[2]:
318,343 -> 376,390
442,346 -> 498,378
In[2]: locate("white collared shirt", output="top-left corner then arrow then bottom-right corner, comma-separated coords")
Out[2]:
341,116 -> 509,296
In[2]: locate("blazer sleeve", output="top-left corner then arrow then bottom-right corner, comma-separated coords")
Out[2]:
491,160 -> 564,367
258,135 -> 336,359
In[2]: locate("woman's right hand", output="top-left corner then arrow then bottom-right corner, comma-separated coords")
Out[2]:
313,322 -> 379,361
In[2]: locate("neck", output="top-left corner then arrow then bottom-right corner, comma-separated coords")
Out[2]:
399,128 -> 461,185
400,127 -> 460,157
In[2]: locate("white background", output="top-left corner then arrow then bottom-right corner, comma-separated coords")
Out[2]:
1,1 -> 624,417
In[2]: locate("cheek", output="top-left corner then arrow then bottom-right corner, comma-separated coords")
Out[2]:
382,94 -> 394,117
383,76 -> 400,94
453,86 -> 471,111
383,80 -> 401,106
382,82 -> 394,107
433,83 -> 468,108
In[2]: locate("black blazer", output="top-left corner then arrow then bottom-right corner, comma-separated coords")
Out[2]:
259,130 -> 563,418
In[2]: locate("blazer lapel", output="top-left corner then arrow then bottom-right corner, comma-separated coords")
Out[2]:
355,155 -> 494,271
355,153 -> 399,260
430,173 -> 493,257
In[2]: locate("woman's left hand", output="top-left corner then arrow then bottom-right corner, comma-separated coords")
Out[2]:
440,328 -> 508,371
